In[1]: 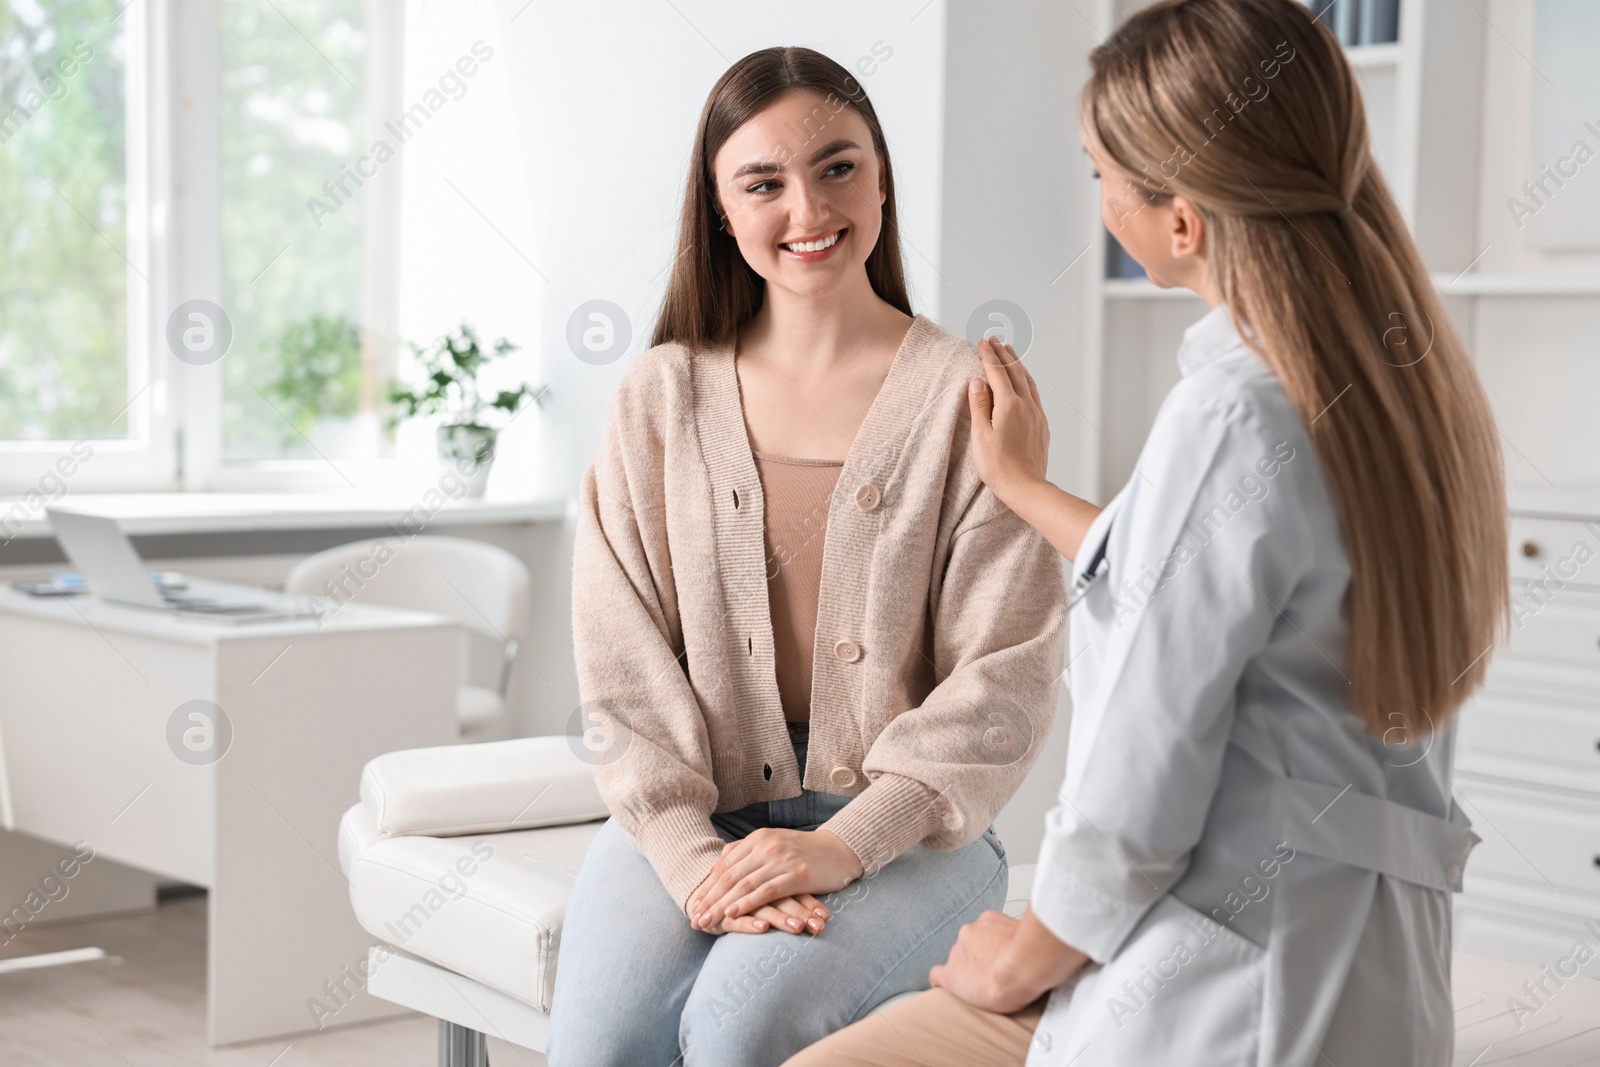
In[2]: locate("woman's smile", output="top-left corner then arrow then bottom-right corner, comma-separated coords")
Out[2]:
779,228 -> 847,260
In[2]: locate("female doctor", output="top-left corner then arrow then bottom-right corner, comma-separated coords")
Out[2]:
783,0 -> 1510,1064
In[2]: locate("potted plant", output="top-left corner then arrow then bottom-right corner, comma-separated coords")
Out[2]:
387,323 -> 542,497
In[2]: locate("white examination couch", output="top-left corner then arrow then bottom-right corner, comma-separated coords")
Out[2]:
338,739 -> 1600,1066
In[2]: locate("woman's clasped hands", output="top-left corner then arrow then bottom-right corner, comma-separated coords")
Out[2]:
686,827 -> 865,937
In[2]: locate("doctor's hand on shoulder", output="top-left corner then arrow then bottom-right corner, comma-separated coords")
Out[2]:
969,337 -> 1049,506
968,336 -> 1103,563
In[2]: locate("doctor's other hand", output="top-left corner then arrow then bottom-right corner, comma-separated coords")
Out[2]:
929,910 -> 1037,1013
931,907 -> 1089,1014
969,337 -> 1050,509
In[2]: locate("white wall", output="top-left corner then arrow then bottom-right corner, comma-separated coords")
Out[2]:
939,0 -> 1097,499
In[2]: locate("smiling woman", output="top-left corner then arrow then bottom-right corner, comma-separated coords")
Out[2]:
651,48 -> 909,354
548,45 -> 1068,1067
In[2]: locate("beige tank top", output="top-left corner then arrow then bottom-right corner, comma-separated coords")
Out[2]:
753,451 -> 842,723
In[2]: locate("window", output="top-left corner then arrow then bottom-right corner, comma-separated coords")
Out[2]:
0,0 -> 539,493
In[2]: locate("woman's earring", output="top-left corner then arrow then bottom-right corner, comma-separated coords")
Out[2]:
716,214 -> 727,232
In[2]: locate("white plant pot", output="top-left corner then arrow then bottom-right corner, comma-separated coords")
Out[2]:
436,424 -> 497,498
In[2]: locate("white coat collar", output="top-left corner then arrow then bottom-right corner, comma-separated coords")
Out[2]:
1177,303 -> 1248,377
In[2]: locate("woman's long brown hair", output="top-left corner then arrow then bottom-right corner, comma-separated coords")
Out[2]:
1084,0 -> 1508,736
652,47 -> 912,351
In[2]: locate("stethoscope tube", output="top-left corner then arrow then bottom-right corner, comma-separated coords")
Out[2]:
1066,522 -> 1111,611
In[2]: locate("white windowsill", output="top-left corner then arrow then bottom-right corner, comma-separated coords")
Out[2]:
0,492 -> 570,540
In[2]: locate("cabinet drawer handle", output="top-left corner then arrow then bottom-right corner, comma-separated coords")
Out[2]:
1522,541 -> 1542,559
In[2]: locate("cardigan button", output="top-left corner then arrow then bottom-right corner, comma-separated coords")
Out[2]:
853,483 -> 881,511
833,639 -> 862,663
829,766 -> 856,788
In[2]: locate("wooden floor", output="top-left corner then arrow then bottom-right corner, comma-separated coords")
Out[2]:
0,893 -> 539,1066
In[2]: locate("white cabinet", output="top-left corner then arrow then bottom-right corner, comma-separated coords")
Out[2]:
1455,499 -> 1600,968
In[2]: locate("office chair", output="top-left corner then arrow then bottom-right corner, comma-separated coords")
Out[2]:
286,536 -> 531,740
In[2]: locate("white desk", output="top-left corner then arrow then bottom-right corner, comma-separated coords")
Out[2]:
0,584 -> 459,1045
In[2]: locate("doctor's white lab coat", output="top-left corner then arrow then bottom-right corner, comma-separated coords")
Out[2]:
1026,305 -> 1478,1067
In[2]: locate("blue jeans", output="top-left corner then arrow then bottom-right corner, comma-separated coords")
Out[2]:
546,733 -> 1008,1067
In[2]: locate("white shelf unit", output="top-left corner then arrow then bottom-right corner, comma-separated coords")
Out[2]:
1345,42 -> 1404,70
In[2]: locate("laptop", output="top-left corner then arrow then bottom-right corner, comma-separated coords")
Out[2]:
45,507 -> 317,623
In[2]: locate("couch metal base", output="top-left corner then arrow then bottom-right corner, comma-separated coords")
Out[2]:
439,1019 -> 491,1067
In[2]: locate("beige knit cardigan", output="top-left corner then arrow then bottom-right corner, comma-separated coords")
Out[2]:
573,315 -> 1069,912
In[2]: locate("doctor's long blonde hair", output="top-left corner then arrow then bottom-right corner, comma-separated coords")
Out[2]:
1084,0 -> 1508,738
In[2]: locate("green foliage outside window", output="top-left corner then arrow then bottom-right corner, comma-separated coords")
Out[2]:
0,0 -> 128,440
263,312 -> 361,442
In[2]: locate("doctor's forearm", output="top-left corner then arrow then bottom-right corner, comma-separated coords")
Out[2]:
1001,906 -> 1091,999
995,478 -> 1102,563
